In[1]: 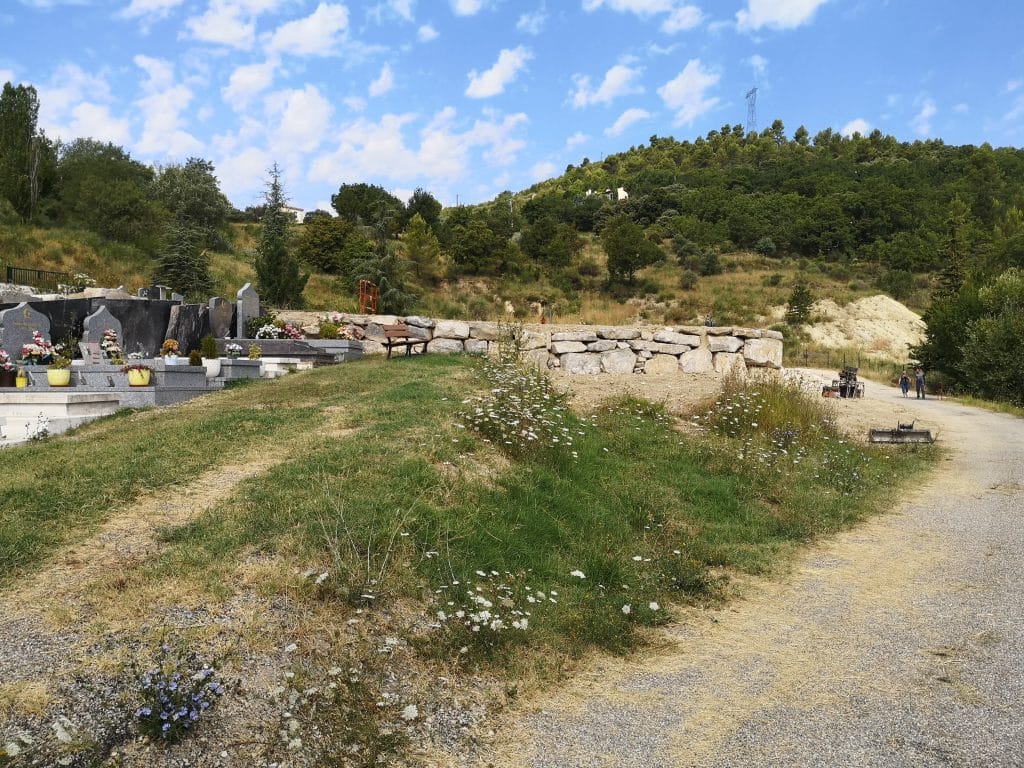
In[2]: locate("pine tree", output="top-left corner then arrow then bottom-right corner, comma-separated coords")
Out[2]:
253,163 -> 308,308
154,224 -> 211,301
785,281 -> 814,325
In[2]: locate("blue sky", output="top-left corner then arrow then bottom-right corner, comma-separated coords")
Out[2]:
2,0 -> 1022,213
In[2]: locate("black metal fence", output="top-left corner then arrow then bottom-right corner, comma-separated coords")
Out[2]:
4,265 -> 72,293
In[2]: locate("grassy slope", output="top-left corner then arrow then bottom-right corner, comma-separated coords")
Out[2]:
1,355 -> 933,660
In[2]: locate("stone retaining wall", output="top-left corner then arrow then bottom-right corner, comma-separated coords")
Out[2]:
324,314 -> 783,377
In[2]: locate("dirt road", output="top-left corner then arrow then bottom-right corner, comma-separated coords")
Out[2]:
476,379 -> 1024,767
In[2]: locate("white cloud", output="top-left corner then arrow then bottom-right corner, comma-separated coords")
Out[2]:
451,0 -> 483,15
369,63 -> 395,97
566,130 -> 589,149
953,102 -> 969,114
310,113 -> 419,183
185,1 -> 257,49
388,0 -> 413,21
417,24 -> 438,41
265,85 -> 332,152
737,0 -> 829,32
662,4 -> 701,33
344,96 -> 368,112
223,59 -> 278,107
266,3 -> 349,57
1005,79 -> 1022,94
657,59 -> 720,125
583,0 -> 674,15
605,107 -> 651,136
68,103 -> 132,145
571,63 -> 643,108
912,98 -> 936,136
216,146 -> 273,206
530,160 -> 557,181
119,0 -> 185,19
465,46 -> 532,99
133,54 -> 203,158
517,9 -> 546,34
840,117 -> 870,137
37,64 -> 116,139
748,53 -> 768,77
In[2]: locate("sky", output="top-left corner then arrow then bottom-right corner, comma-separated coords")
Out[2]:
2,0 -> 1023,213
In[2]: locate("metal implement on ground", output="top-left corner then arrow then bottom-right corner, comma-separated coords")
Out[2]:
822,366 -> 865,398
868,420 -> 936,444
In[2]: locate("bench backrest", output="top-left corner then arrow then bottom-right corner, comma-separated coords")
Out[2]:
382,323 -> 411,339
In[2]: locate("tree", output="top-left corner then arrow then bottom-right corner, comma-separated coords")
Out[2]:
56,138 -> 163,245
601,214 -> 661,282
153,224 -> 212,301
402,213 -> 445,284
785,281 -> 814,325
959,268 -> 1024,405
404,188 -> 442,229
520,216 -> 580,268
153,158 -> 232,250
295,215 -> 354,273
350,246 -> 417,315
253,164 -> 308,308
0,82 -> 53,221
331,183 -> 404,228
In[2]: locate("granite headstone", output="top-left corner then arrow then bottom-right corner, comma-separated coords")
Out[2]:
166,303 -> 211,354
0,302 -> 51,357
81,305 -> 123,354
236,283 -> 259,339
208,297 -> 234,339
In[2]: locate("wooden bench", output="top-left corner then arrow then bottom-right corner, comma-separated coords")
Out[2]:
381,323 -> 430,359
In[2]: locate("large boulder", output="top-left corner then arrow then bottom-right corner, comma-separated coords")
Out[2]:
743,337 -> 783,368
430,338 -> 465,354
597,327 -> 641,340
644,354 -> 680,375
601,349 -> 637,374
679,347 -> 714,374
586,339 -> 618,352
714,352 -> 748,378
550,340 -> 587,355
434,320 -> 471,339
469,322 -> 499,340
653,330 -> 700,347
561,352 -> 603,375
551,330 -> 598,343
707,335 -> 743,353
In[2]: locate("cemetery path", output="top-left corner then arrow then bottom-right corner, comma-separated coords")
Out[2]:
468,385 -> 1024,767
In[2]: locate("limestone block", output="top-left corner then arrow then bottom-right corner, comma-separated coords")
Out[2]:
705,326 -> 733,336
679,347 -> 714,374
733,327 -> 763,339
586,339 -> 618,352
523,348 -> 549,370
551,330 -> 598,343
653,330 -> 700,347
367,315 -> 400,326
430,338 -> 465,354
644,354 -> 680,375
464,339 -> 489,355
597,327 -> 641,341
550,340 -> 587,354
743,338 -> 783,368
708,335 -> 743,353
561,352 -> 603,375
520,330 -> 549,350
714,352 -> 748,378
601,349 -> 637,374
652,342 -> 691,355
469,322 -> 499,341
763,329 -> 784,340
404,315 -> 436,329
434,320 -> 471,339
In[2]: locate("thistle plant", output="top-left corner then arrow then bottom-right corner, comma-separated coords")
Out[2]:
135,641 -> 225,743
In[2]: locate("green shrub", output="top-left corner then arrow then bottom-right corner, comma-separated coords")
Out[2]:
200,335 -> 218,359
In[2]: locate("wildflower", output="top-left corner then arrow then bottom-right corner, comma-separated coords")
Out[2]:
621,604 -> 631,615
649,602 -> 660,611
570,570 -> 586,579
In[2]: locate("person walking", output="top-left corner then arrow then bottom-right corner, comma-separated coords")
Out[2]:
915,367 -> 926,399
899,371 -> 911,398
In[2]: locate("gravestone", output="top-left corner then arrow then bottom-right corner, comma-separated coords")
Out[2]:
81,305 -> 123,355
99,298 -> 174,357
0,302 -> 51,357
79,342 -> 104,365
171,292 -> 183,303
166,304 -> 210,354
208,297 -> 234,339
139,284 -> 173,301
236,283 -> 259,339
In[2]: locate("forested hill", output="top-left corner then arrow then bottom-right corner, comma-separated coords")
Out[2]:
505,121 -> 1024,277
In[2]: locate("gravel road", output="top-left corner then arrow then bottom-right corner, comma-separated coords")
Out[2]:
477,381 -> 1024,767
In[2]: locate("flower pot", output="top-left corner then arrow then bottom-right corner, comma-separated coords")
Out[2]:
15,373 -> 28,388
202,358 -> 221,379
127,368 -> 152,386
164,354 -> 178,366
0,369 -> 15,387
47,369 -> 72,387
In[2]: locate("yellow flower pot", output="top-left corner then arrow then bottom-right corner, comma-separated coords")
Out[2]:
127,368 -> 152,386
15,373 -> 28,388
47,369 -> 72,387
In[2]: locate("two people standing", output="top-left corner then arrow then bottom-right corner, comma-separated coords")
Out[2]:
898,368 -> 927,399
